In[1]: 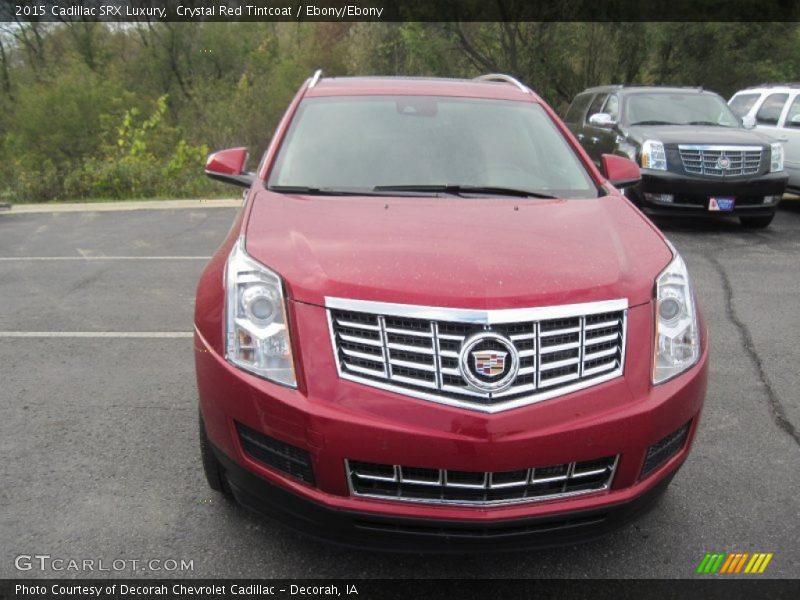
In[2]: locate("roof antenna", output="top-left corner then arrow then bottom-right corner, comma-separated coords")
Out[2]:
309,69 -> 323,89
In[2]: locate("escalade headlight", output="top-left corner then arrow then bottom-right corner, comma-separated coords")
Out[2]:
770,142 -> 784,172
653,245 -> 700,384
640,140 -> 667,171
225,237 -> 296,387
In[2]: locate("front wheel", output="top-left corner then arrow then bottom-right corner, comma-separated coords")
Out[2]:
740,214 -> 775,229
199,409 -> 232,497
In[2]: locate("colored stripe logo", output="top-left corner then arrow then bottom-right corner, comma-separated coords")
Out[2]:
697,552 -> 773,574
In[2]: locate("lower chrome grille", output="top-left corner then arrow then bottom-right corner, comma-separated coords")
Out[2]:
347,456 -> 618,506
327,297 -> 627,412
678,145 -> 762,177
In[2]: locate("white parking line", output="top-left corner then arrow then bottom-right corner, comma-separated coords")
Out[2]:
0,256 -> 211,261
0,332 -> 193,338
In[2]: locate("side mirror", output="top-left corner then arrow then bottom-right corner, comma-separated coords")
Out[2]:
601,154 -> 641,189
742,115 -> 756,129
205,147 -> 255,188
789,114 -> 800,128
588,113 -> 616,128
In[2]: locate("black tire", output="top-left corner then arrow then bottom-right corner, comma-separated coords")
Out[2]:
740,214 -> 774,229
199,409 -> 232,497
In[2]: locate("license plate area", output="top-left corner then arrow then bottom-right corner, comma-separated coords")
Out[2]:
709,197 -> 735,212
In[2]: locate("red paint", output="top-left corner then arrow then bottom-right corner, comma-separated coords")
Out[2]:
195,76 -> 708,540
602,154 -> 642,187
205,147 -> 248,176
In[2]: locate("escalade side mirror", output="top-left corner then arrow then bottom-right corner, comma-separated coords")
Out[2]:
205,147 -> 255,188
588,113 -> 616,128
601,154 -> 641,189
742,115 -> 756,129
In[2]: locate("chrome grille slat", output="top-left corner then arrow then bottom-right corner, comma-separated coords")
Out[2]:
347,456 -> 619,506
678,144 -> 762,177
328,298 -> 626,413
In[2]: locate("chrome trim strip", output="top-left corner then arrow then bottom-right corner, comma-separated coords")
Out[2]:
325,297 -> 628,324
677,144 -> 763,152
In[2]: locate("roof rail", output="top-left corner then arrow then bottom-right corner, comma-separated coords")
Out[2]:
309,69 -> 323,89
474,73 -> 530,93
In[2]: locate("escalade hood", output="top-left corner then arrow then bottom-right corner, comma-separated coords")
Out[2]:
625,124 -> 774,146
244,191 -> 672,309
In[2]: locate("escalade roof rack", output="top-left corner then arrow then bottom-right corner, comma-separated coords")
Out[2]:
474,73 -> 531,93
309,69 -> 323,89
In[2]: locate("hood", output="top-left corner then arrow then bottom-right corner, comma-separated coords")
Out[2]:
624,124 -> 774,147
244,191 -> 672,309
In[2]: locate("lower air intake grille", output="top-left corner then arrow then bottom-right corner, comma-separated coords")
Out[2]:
237,422 -> 315,485
641,422 -> 690,478
347,456 -> 618,506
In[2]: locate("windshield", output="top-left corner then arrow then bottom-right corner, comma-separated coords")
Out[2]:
268,96 -> 598,198
624,92 -> 741,127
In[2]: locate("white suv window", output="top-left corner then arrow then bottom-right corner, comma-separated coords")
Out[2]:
756,93 -> 789,126
784,94 -> 800,129
729,93 -> 761,118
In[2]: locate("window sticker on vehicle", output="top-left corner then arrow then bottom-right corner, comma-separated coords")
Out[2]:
709,197 -> 735,211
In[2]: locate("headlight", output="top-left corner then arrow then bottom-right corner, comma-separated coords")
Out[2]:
225,237 -> 296,387
653,245 -> 700,384
640,140 -> 667,171
770,142 -> 784,172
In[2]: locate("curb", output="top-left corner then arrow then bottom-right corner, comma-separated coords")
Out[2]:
2,198 -> 241,214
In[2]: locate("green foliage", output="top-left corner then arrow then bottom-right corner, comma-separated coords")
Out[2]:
0,22 -> 799,202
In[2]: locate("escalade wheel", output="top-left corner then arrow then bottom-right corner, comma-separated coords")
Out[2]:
740,215 -> 775,229
199,409 -> 232,497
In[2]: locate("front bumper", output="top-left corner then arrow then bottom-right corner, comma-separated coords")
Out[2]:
196,300 -> 708,551
637,169 -> 787,217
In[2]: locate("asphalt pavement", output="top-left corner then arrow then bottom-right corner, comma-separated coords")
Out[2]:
1,200 -> 798,579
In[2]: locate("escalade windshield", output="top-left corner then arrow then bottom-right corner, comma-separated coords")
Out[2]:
625,92 -> 741,127
268,96 -> 598,198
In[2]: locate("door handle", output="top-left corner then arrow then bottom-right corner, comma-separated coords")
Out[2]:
777,136 -> 788,142
577,133 -> 584,140
590,136 -> 600,144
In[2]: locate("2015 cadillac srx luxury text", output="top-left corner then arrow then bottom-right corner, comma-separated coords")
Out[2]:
195,72 -> 708,552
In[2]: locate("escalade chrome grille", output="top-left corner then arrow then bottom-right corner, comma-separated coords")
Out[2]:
346,456 -> 618,506
678,145 -> 762,177
326,297 -> 627,412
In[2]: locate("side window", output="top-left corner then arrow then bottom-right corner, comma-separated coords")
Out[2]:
603,94 -> 619,121
756,93 -> 789,126
784,94 -> 800,128
585,93 -> 608,123
564,94 -> 593,125
728,93 -> 761,118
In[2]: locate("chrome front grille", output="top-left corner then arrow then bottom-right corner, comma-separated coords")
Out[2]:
346,456 -> 618,506
326,297 -> 627,412
678,145 -> 762,177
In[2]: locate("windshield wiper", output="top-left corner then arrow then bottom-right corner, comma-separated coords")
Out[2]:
373,184 -> 556,199
687,120 -> 730,127
269,185 -> 391,196
629,120 -> 678,126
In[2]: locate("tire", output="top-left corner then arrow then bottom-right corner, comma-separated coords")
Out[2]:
199,409 -> 232,497
740,214 -> 774,229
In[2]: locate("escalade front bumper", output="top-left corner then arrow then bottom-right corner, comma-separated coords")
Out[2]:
636,169 -> 787,217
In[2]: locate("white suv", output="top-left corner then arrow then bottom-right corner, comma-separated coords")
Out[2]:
729,84 -> 800,193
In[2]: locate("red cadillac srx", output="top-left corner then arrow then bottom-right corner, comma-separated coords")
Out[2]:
195,72 -> 708,552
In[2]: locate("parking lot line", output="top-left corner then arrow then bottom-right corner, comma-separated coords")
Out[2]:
0,256 -> 211,261
0,331 -> 193,338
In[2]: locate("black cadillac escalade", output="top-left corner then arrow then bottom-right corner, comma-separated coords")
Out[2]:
564,85 -> 788,228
